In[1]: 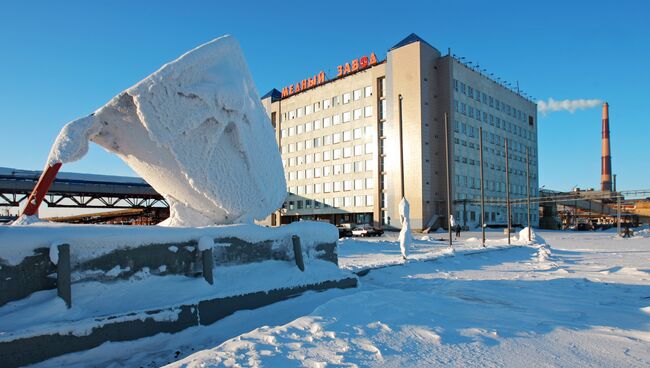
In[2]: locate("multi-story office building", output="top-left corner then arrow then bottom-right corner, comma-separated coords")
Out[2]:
261,34 -> 538,230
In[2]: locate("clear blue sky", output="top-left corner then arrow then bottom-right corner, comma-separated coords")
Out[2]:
0,0 -> 648,191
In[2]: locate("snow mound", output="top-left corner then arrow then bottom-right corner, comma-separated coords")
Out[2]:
46,35 -> 285,226
518,227 -> 534,243
535,244 -> 552,263
635,227 -> 650,238
11,214 -> 45,226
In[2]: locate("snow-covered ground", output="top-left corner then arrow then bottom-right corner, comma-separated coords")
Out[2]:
30,229 -> 650,367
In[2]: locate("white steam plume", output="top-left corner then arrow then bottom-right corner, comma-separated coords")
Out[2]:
537,98 -> 602,115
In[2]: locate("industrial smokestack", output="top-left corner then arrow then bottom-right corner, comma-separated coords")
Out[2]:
601,102 -> 612,191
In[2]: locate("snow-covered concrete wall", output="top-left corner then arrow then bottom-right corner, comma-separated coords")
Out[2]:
0,222 -> 338,306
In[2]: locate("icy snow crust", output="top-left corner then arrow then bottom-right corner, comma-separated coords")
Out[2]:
0,221 -> 337,266
46,36 -> 285,226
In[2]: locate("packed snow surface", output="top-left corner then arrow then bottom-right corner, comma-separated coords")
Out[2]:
28,229 -> 650,367
45,35 -> 285,226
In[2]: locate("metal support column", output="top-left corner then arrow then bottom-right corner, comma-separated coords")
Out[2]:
617,194 -> 621,236
505,138 -> 511,244
478,127 -> 485,247
444,113 -> 453,248
398,95 -> 405,199
526,146 -> 531,242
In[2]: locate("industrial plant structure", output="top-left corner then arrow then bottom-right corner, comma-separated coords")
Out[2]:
262,34 -> 539,230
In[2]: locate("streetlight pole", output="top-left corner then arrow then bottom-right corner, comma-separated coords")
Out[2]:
398,95 -> 405,199
478,127 -> 485,247
505,138 -> 511,244
526,146 -> 531,242
617,193 -> 622,236
444,113 -> 453,248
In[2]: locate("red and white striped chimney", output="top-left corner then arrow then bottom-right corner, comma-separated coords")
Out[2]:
601,102 -> 612,192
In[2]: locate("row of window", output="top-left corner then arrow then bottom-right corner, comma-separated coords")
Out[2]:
455,210 -> 538,224
287,177 -> 375,194
454,118 -> 534,144
283,142 -> 375,163
453,136 -> 538,164
453,79 -> 530,124
454,175 -> 536,195
286,159 -> 375,181
282,86 -> 373,122
281,106 -> 373,138
453,104 -> 535,142
454,151 -> 537,176
284,195 -> 374,210
281,126 -> 374,154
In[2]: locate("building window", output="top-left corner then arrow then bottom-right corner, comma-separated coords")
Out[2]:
364,105 -> 373,117
353,128 -> 362,140
342,131 -> 351,142
366,159 -> 374,171
353,108 -> 362,120
343,93 -> 351,104
353,89 -> 362,101
343,111 -> 352,123
378,78 -> 386,98
364,86 -> 373,97
333,133 -> 342,144
366,178 -> 374,189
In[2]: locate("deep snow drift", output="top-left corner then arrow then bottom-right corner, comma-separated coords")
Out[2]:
46,35 -> 285,226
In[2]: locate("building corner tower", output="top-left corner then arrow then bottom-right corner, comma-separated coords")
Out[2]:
601,102 -> 612,192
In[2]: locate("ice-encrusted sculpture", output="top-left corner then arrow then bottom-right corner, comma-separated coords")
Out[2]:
45,36 -> 286,226
398,197 -> 412,260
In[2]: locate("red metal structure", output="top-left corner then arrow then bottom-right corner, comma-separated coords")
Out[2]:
20,163 -> 62,216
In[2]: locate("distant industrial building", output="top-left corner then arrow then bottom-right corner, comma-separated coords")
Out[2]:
262,34 -> 539,230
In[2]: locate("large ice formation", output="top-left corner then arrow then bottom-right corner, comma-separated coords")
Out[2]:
46,36 -> 286,226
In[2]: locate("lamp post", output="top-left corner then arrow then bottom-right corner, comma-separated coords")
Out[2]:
444,113 -> 453,248
478,127 -> 485,247
526,146 -> 531,242
505,138 -> 511,244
